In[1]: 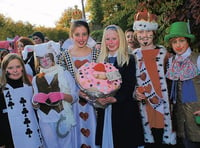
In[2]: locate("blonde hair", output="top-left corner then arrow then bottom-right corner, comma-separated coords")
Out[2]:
0,53 -> 31,89
97,25 -> 129,67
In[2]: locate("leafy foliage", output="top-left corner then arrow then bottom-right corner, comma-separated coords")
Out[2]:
0,0 -> 200,52
90,0 -> 104,30
0,14 -> 68,42
90,29 -> 103,42
86,0 -> 199,51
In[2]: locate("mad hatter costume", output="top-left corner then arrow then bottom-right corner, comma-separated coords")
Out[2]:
165,22 -> 200,147
133,9 -> 176,146
25,41 -> 77,148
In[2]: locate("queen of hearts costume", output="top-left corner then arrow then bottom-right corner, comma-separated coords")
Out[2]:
25,41 -> 77,148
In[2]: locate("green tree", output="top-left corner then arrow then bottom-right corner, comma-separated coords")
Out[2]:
89,0 -> 104,30
56,7 -> 74,29
99,0 -> 200,51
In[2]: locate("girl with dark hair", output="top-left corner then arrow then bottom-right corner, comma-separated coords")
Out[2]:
57,20 -> 100,148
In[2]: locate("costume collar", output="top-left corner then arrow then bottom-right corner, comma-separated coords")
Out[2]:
40,64 -> 60,74
108,51 -> 118,58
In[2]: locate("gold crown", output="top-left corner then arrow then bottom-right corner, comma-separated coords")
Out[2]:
134,9 -> 157,22
72,5 -> 82,20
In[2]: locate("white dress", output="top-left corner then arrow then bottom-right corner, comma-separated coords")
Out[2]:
32,65 -> 77,148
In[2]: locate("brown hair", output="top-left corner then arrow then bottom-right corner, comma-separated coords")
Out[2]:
0,50 -> 9,63
16,36 -> 34,46
69,20 -> 90,38
169,37 -> 191,47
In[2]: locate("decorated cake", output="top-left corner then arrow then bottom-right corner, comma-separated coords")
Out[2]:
76,62 -> 122,99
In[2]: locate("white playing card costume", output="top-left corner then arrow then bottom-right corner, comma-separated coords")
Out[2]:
3,84 -> 43,148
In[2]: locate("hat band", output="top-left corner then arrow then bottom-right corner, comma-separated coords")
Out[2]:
133,21 -> 158,31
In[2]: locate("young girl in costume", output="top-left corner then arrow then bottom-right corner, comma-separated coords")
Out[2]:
95,25 -> 144,148
28,41 -> 77,148
165,21 -> 200,148
57,20 -> 100,148
0,53 -> 43,148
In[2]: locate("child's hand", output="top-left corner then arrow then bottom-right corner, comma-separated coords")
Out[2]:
48,92 -> 64,103
193,110 -> 200,116
33,93 -> 48,103
96,97 -> 116,106
135,87 -> 146,104
136,88 -> 146,101
79,90 -> 89,100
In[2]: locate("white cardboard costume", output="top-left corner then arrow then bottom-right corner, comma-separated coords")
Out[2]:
3,84 -> 43,148
26,41 -> 77,148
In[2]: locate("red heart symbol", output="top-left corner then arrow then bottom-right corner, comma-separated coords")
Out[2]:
140,72 -> 146,81
74,59 -> 89,69
149,96 -> 159,104
81,128 -> 90,137
144,84 -> 152,94
79,112 -> 89,121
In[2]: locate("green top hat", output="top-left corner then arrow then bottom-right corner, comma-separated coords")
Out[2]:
164,21 -> 195,43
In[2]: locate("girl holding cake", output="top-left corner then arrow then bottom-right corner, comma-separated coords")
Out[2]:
95,24 -> 144,148
57,20 -> 100,148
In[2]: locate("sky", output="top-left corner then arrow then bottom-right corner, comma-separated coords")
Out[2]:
0,0 -> 83,27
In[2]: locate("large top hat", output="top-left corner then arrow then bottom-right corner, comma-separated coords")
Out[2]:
133,9 -> 158,31
164,21 -> 195,42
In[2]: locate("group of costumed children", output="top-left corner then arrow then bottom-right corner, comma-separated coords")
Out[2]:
0,8 -> 200,148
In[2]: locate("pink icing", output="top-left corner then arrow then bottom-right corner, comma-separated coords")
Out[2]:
77,62 -> 122,94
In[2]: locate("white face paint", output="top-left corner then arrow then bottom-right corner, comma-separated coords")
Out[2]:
39,54 -> 54,69
136,30 -> 154,47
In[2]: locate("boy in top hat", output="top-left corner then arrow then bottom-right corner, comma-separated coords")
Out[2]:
165,21 -> 200,148
133,9 -> 176,147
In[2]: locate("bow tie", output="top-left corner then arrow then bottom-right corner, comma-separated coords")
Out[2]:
166,57 -> 199,81
108,57 -> 116,64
